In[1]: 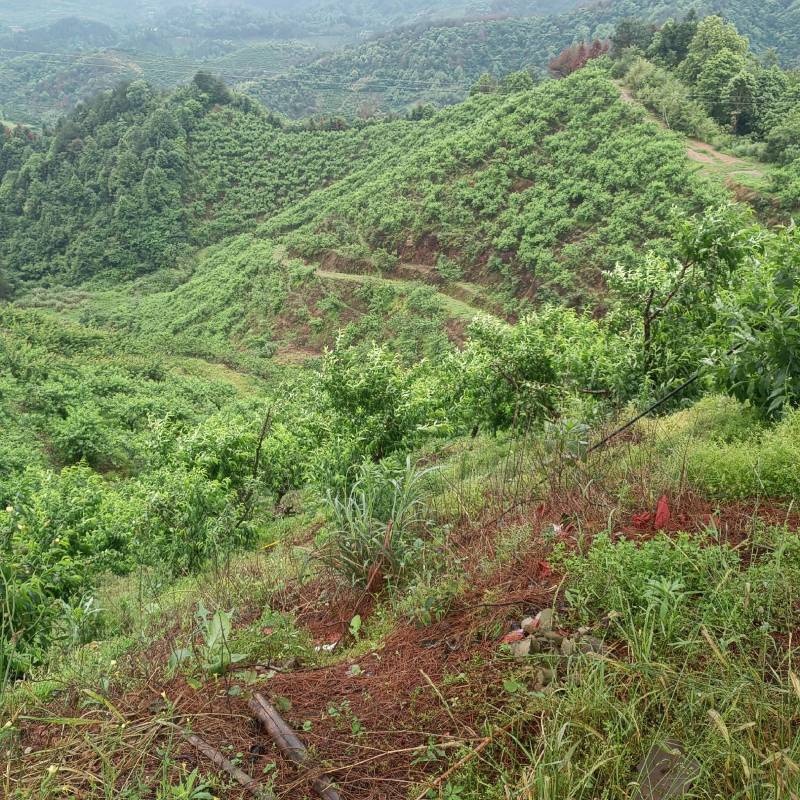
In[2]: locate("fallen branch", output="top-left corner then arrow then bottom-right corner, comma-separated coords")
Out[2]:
249,693 -> 341,800
184,732 -> 273,799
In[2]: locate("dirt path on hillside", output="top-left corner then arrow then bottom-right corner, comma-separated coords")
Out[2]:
616,83 -> 764,179
316,266 -> 498,321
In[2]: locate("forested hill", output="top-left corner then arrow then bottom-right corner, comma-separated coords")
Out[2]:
602,0 -> 800,61
0,0 -> 441,125
258,64 -> 725,304
0,75 -> 415,285
3,0 -> 799,126
248,0 -> 800,117
0,66 -> 723,306
243,16 -> 582,117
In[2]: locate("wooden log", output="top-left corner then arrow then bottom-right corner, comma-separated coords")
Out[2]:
184,732 -> 274,799
249,693 -> 341,800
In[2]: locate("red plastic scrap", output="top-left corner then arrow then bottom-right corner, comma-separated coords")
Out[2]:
631,511 -> 652,529
654,495 -> 671,530
536,560 -> 553,578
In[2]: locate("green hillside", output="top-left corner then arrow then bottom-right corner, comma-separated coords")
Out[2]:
1,66 -> 723,304
260,65 -> 725,304
248,0 -> 800,118
243,5 -> 635,118
0,0 -> 582,124
4,11 -> 800,800
0,75 -> 413,284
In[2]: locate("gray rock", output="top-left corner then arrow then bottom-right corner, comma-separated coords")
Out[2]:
633,740 -> 701,800
510,637 -> 533,660
577,635 -> 607,655
536,608 -> 554,632
521,616 -> 538,634
560,637 -> 576,656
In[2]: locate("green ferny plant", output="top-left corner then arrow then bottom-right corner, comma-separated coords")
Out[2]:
169,601 -> 246,676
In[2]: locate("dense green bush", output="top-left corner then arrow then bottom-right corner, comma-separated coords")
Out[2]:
622,55 -> 720,139
611,14 -> 800,211
686,412 -> 800,499
714,225 -> 800,416
455,315 -> 558,431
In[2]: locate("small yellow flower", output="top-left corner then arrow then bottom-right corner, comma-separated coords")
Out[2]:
47,765 -> 59,776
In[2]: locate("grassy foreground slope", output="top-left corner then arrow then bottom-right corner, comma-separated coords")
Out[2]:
7,389 -> 800,800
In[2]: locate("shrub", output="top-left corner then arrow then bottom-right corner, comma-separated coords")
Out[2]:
133,465 -> 253,576
455,315 -> 557,432
623,56 -> 720,140
320,457 -> 433,587
52,404 -> 119,469
685,411 -> 800,499
714,225 -> 800,416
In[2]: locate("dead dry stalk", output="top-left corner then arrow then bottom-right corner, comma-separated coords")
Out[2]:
412,735 -> 493,800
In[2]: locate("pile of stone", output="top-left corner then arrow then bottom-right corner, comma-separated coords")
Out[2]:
502,608 -> 607,661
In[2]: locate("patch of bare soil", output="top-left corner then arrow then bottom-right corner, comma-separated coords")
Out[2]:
686,146 -> 714,164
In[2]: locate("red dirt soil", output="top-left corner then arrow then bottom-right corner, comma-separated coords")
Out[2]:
13,492 -> 800,799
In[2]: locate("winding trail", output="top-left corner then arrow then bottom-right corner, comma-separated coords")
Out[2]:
616,82 -> 766,185
274,244 -> 502,323
316,267 -> 500,321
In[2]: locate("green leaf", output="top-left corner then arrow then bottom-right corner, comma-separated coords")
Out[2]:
503,678 -> 525,694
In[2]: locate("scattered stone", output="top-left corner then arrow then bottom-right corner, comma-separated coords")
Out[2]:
535,608 -> 554,632
510,637 -> 533,660
540,631 -> 564,646
577,635 -> 606,655
500,611 -> 607,662
633,740 -> 701,800
532,668 -> 556,691
560,637 -> 576,656
521,616 -> 538,634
